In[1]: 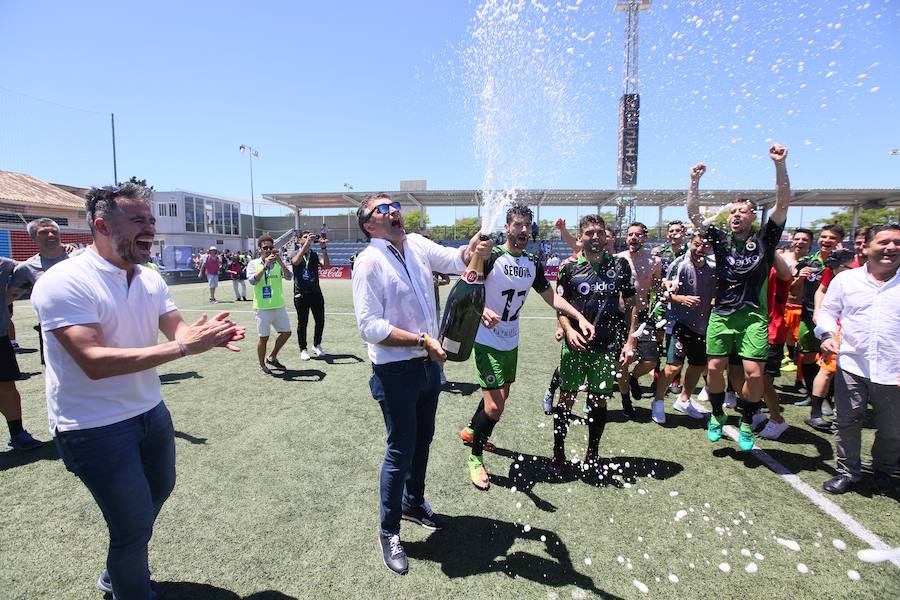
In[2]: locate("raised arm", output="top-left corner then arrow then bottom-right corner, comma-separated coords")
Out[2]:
768,144 -> 790,226
686,163 -> 707,232
554,218 -> 579,253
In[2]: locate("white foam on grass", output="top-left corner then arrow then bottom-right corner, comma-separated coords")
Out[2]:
776,538 -> 801,551
833,539 -> 847,551
719,563 -> 731,573
633,580 -> 649,593
745,562 -> 758,574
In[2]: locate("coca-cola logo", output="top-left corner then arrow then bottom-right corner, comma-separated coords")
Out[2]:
318,266 -> 348,279
464,270 -> 478,283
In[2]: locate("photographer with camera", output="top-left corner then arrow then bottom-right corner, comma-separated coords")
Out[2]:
291,230 -> 330,360
247,235 -> 293,375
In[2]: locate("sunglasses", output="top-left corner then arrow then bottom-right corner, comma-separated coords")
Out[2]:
364,201 -> 402,222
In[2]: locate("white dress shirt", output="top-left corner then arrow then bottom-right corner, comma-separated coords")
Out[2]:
815,264 -> 900,385
352,234 -> 467,365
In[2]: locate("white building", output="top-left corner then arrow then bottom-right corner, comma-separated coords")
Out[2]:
151,191 -> 245,255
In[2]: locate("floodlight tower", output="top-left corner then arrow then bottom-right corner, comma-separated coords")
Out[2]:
614,0 -> 650,236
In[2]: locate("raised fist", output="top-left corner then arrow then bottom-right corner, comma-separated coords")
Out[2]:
690,163 -> 706,180
554,218 -> 566,230
769,144 -> 788,162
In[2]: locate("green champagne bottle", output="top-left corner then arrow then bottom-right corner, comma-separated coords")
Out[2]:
439,238 -> 488,361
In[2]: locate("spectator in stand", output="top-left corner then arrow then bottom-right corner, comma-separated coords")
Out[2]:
226,254 -> 248,301
199,246 -> 220,304
546,253 -> 561,267
817,224 -> 900,496
531,220 -> 539,241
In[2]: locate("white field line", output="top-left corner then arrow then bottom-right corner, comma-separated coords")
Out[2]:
722,424 -> 900,569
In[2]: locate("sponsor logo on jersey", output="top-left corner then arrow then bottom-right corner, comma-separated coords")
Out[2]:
576,279 -> 618,294
503,264 -> 533,278
607,269 -> 617,279
726,254 -> 761,270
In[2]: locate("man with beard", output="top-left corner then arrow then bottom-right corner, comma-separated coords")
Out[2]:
817,224 -> 900,496
352,193 -> 492,575
653,220 -> 688,393
31,183 -> 245,598
460,204 -> 594,490
615,222 -> 662,418
550,215 -> 637,474
9,218 -> 74,365
792,224 -> 843,418
687,144 -> 791,451
649,233 -> 716,424
781,229 -> 813,379
247,235 -> 293,375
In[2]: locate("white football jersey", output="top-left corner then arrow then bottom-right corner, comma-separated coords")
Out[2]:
475,247 -> 550,351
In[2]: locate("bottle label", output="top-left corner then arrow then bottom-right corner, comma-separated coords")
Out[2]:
441,336 -> 461,353
462,269 -> 483,284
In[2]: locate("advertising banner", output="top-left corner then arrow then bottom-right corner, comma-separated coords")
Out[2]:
318,265 -> 351,279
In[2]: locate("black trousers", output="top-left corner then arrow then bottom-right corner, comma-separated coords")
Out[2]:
294,290 -> 325,350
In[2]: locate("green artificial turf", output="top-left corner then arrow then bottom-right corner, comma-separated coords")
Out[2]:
1,279 -> 897,599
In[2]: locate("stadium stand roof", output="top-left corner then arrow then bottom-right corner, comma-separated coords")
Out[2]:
0,171 -> 86,210
264,188 -> 900,212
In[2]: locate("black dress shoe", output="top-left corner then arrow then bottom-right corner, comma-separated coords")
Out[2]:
401,502 -> 448,531
378,533 -> 408,575
823,475 -> 860,495
805,417 -> 834,433
872,472 -> 898,496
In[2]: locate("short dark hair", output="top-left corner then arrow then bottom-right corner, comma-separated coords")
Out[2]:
84,183 -> 152,234
667,220 -> 684,229
855,226 -> 870,240
356,192 -> 393,241
865,223 -> 900,243
578,214 -> 606,233
820,223 -> 846,239
793,228 -> 814,239
506,204 -> 533,224
627,222 -> 648,234
257,234 -> 274,248
733,198 -> 756,209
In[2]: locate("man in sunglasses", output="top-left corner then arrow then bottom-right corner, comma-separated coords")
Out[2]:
352,192 -> 492,575
247,235 -> 293,375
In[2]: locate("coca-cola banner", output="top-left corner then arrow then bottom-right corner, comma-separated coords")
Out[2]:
318,266 -> 350,279
544,266 -> 559,281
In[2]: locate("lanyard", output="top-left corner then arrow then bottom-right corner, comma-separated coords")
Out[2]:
385,242 -> 434,331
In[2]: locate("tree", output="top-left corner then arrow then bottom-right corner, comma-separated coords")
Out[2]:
118,176 -> 154,190
403,209 -> 430,232
430,217 -> 481,240
810,207 -> 899,234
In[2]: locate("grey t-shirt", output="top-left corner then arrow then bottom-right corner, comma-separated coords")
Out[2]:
0,257 -> 16,337
666,255 -> 717,334
10,252 -> 69,294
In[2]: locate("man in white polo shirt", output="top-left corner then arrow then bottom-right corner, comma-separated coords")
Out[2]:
31,183 -> 245,599
352,192 -> 491,576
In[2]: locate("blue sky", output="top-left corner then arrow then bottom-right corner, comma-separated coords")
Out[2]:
1,0 -> 897,228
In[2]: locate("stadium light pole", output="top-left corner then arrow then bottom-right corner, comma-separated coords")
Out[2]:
239,145 -> 259,246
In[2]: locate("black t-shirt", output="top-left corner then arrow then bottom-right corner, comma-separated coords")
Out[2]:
292,251 -> 321,294
706,219 -> 784,315
557,253 -> 635,352
795,252 -> 827,321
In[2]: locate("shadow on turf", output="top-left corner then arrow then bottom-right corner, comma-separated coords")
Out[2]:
488,447 -> 683,513
404,515 -> 621,599
0,440 -> 60,471
160,371 -> 203,385
272,368 -> 326,382
711,417 -> 837,476
174,430 -> 208,445
105,583 -> 297,600
315,353 -> 364,365
440,380 -> 480,396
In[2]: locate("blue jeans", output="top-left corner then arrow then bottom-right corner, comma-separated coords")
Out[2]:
54,401 -> 176,600
369,358 -> 441,537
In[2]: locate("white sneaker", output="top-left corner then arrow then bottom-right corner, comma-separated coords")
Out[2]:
725,391 -> 738,409
698,387 -> 709,402
542,390 -> 553,415
313,344 -> 325,357
688,398 -> 710,414
751,411 -> 769,430
300,349 -> 311,361
673,398 -> 705,419
651,400 -> 666,424
758,419 -> 789,440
